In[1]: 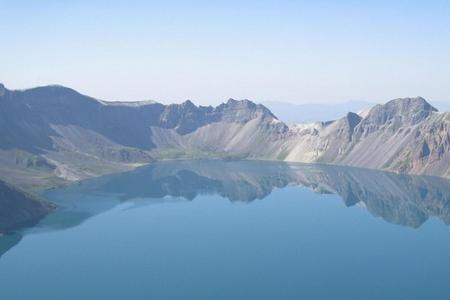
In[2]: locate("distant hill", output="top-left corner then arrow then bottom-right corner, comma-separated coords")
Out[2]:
261,100 -> 375,123
262,100 -> 450,124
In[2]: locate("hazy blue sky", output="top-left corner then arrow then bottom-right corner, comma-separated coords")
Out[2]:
1,1 -> 450,105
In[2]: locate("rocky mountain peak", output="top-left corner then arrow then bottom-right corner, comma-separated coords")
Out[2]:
386,97 -> 437,112
216,98 -> 278,123
181,99 -> 196,108
225,98 -> 254,107
364,97 -> 437,126
29,84 -> 77,94
345,112 -> 363,128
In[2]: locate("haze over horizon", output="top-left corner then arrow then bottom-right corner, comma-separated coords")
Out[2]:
1,1 -> 450,105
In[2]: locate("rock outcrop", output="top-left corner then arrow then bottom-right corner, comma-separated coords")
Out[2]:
0,180 -> 54,233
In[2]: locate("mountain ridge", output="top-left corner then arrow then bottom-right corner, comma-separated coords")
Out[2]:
1,83 -> 450,190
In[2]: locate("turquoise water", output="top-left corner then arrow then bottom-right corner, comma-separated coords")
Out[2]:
1,160 -> 450,299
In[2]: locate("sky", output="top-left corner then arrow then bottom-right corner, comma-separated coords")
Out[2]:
1,0 -> 450,105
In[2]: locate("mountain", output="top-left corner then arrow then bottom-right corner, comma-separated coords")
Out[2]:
278,97 -> 450,177
152,96 -> 450,178
0,84 -> 285,188
1,83 -> 450,188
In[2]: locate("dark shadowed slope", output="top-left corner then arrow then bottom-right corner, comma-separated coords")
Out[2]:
0,180 -> 54,233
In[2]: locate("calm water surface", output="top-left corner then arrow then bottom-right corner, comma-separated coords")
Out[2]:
1,160 -> 450,299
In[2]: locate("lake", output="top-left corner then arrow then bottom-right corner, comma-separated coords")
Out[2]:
1,160 -> 450,299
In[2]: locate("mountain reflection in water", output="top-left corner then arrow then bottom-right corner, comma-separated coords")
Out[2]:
45,160 -> 450,229
2,160 -> 450,258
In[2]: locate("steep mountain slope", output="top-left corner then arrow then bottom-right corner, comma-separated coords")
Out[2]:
165,96 -> 450,179
0,180 -> 54,233
1,83 -> 450,186
150,99 -> 287,156
0,85 -> 286,186
279,97 -> 450,177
